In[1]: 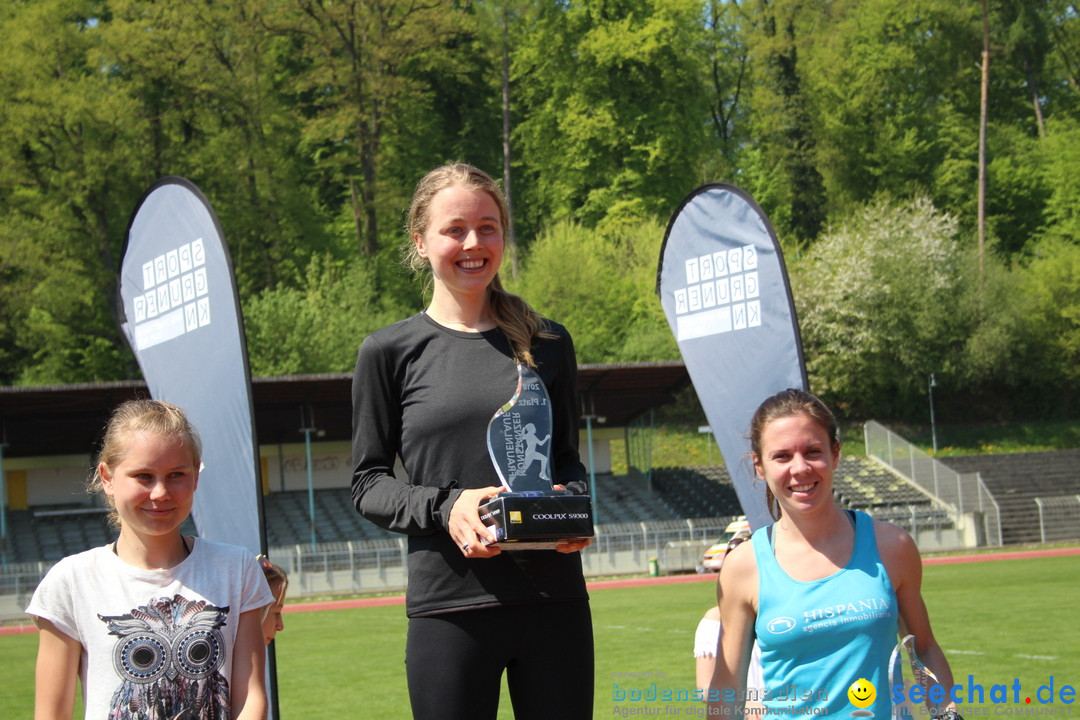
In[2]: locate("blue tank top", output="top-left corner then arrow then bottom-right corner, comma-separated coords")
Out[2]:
753,510 -> 897,718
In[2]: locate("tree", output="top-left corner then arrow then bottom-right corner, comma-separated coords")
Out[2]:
802,0 -> 979,221
281,0 -> 472,258
510,219 -> 677,364
0,0 -> 146,383
998,0 -> 1052,138
793,196 -> 975,417
243,254 -> 410,375
1047,0 -> 1080,117
472,1 -> 536,278
513,0 -> 711,237
1019,237 -> 1080,393
703,0 -> 751,168
101,0 -> 330,297
1039,116 -> 1080,244
729,0 -> 829,247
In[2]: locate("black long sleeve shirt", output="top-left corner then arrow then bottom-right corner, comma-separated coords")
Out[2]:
351,312 -> 589,616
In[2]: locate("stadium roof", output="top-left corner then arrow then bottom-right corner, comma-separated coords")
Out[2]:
0,362 -> 691,459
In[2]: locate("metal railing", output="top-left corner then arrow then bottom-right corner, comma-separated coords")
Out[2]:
863,421 -> 1003,545
1034,495 -> 1080,543
0,516 -> 741,624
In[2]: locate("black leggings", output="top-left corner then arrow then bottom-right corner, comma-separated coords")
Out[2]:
405,599 -> 593,720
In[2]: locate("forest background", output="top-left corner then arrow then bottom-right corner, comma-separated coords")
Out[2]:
3,0 -> 1080,427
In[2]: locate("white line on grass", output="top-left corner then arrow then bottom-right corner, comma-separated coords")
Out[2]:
945,650 -> 1057,661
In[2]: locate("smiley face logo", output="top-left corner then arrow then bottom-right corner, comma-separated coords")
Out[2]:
848,678 -> 876,709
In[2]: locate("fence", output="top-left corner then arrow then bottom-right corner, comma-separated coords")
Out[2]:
862,504 -> 984,551
864,421 -> 1003,545
1034,495 -> 1080,543
0,560 -> 56,624
0,516 -> 739,624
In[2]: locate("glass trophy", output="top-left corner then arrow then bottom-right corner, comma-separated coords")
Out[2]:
478,364 -> 594,549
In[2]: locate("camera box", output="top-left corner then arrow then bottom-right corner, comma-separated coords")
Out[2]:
478,493 -> 594,550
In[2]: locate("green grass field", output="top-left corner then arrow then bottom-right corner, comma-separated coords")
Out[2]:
3,554 -> 1077,718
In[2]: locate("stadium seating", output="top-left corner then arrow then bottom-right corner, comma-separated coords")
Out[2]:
5,450 -> 1075,564
940,450 -> 1080,544
832,456 -> 935,510
4,505 -> 194,564
649,466 -> 742,519
262,489 -> 397,545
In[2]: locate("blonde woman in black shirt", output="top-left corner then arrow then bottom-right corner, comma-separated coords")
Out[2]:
351,163 -> 593,720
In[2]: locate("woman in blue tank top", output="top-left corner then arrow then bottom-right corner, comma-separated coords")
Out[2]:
709,389 -> 960,720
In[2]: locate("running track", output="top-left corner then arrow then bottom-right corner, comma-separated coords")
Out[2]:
3,546 -> 1076,636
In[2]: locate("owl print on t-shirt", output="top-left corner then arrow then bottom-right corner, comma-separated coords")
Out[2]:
98,595 -> 231,720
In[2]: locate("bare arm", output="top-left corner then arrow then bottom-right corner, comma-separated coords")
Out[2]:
231,608 -> 269,720
876,520 -> 957,715
709,541 -> 758,718
696,654 -> 717,700
695,606 -> 722,695
32,617 -> 80,720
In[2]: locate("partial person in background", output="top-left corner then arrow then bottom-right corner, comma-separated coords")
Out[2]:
26,398 -> 272,720
711,388 -> 959,720
695,534 -> 764,713
351,163 -> 593,720
258,555 -> 289,645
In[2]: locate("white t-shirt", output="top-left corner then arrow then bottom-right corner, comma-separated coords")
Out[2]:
27,538 -> 273,720
694,616 -> 765,693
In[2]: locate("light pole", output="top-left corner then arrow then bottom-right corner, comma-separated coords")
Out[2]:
1,435 -> 7,569
580,388 -> 605,526
583,414 -> 598,526
928,374 -> 939,454
299,404 -> 318,550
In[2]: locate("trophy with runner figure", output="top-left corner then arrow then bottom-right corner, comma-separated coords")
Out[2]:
478,364 -> 595,549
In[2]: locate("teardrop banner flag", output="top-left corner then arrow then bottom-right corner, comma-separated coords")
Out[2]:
117,176 -> 266,555
657,183 -> 807,530
116,176 -> 280,719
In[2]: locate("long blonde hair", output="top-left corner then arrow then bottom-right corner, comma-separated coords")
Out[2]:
403,163 -> 552,367
87,399 -> 202,528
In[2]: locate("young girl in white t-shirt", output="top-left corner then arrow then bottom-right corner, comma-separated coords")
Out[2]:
27,399 -> 273,720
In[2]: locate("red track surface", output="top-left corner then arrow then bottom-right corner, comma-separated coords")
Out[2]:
921,546 -> 1080,564
4,546 -> 1076,635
